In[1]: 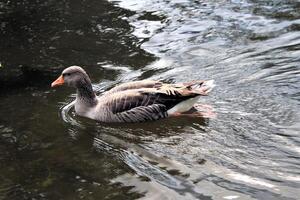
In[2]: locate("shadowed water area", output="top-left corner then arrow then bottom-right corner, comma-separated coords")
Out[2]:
0,0 -> 300,199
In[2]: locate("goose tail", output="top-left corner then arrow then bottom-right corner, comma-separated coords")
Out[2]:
185,80 -> 216,95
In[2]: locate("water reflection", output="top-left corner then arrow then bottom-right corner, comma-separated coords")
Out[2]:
108,0 -> 300,199
0,0 -> 155,89
1,0 -> 300,199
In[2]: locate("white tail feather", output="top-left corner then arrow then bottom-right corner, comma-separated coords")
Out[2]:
167,80 -> 215,115
203,80 -> 216,93
167,96 -> 200,115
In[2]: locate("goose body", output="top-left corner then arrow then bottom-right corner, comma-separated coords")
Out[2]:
51,66 -> 215,123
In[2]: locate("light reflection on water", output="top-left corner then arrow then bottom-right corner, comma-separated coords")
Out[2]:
0,0 -> 300,199
104,0 -> 300,199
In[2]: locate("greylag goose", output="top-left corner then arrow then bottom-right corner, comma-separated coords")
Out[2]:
51,66 -> 215,123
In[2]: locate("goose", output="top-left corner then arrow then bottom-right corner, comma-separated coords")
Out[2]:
51,66 -> 215,123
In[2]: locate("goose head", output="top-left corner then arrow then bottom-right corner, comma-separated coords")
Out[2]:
51,66 -> 91,88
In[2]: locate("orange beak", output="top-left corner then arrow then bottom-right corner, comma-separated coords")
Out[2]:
51,75 -> 64,87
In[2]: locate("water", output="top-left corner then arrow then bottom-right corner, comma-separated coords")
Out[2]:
0,0 -> 299,199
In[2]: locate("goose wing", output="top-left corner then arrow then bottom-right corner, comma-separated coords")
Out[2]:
99,82 -> 205,122
104,80 -> 162,95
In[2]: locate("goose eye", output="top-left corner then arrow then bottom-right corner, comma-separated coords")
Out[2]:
63,73 -> 71,77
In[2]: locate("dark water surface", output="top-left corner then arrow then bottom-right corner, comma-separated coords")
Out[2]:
0,0 -> 300,199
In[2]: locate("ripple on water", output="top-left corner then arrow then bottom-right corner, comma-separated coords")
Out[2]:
54,0 -> 300,199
